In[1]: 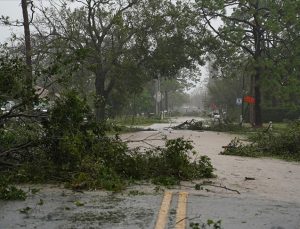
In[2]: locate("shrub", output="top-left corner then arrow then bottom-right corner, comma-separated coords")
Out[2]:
221,121 -> 300,161
155,138 -> 215,180
1,91 -> 215,191
262,107 -> 300,122
0,176 -> 26,200
42,91 -> 91,170
121,138 -> 215,184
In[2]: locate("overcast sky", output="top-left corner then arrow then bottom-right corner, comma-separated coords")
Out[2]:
0,0 -> 213,91
0,0 -> 23,43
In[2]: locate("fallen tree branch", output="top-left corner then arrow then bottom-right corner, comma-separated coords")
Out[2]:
204,183 -> 241,194
182,181 -> 241,194
0,159 -> 19,167
172,119 -> 204,131
176,214 -> 202,225
0,141 -> 35,157
123,132 -> 166,149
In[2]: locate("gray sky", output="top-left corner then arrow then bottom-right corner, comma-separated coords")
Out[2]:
0,0 -> 23,43
0,0 -> 215,92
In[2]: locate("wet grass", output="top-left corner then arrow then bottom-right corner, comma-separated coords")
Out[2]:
110,116 -> 170,126
208,122 -> 289,137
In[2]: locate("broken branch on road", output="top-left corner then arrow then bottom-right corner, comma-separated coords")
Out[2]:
182,181 -> 241,194
172,119 -> 204,131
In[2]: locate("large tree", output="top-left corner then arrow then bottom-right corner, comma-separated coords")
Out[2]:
197,0 -> 300,127
32,0 -> 206,121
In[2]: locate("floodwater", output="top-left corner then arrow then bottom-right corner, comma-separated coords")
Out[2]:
1,117 -> 300,229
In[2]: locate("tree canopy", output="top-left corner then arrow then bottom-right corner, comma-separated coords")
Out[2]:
196,0 -> 300,126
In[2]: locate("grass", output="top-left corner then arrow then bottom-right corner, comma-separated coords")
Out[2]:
106,116 -> 171,134
110,116 -> 170,126
207,122 -> 289,136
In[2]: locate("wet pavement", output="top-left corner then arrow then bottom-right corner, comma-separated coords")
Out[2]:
186,194 -> 300,229
1,185 -> 300,229
1,117 -> 300,229
0,186 -> 161,229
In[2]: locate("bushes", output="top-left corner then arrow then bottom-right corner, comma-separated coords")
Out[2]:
262,107 -> 300,122
1,91 -> 215,192
67,137 -> 215,190
150,139 -> 214,180
206,124 -> 249,133
120,138 -> 215,184
0,176 -> 26,200
42,91 -> 91,170
221,121 -> 300,161
40,92 -> 215,189
0,122 -> 43,167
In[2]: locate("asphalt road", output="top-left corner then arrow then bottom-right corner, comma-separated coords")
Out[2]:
1,117 -> 300,229
1,185 -> 300,229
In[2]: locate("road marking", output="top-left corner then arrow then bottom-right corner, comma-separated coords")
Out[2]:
154,191 -> 173,229
175,192 -> 188,229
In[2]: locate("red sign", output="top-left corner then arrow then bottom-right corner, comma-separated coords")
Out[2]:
210,103 -> 217,110
244,96 -> 255,104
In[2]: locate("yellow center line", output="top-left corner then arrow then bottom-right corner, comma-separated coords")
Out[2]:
154,191 -> 173,229
175,192 -> 189,229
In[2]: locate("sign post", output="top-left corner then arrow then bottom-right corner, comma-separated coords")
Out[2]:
154,74 -> 162,116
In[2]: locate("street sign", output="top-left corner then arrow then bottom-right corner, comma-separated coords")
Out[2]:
154,91 -> 162,102
210,103 -> 217,110
236,98 -> 242,105
244,96 -> 255,104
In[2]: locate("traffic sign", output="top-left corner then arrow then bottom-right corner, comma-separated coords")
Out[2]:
236,98 -> 242,105
244,96 -> 255,104
154,91 -> 163,102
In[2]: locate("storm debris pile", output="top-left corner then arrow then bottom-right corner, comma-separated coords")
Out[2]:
172,119 -> 204,131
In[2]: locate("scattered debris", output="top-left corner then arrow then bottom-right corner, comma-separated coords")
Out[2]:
203,183 -> 241,194
74,201 -> 85,207
222,145 -> 236,149
245,177 -> 256,181
222,138 -> 239,149
183,181 -> 241,194
172,119 -> 204,130
37,199 -> 44,205
128,127 -> 157,132
19,206 -> 32,214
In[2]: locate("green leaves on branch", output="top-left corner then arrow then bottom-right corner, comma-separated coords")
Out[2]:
3,91 -> 214,191
0,177 -> 26,200
221,121 -> 300,161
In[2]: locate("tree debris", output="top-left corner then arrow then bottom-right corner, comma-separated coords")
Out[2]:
172,119 -> 204,130
182,181 -> 241,194
245,177 -> 255,181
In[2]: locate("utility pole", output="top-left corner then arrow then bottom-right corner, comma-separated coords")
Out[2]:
249,75 -> 255,126
155,74 -> 161,116
240,69 -> 245,126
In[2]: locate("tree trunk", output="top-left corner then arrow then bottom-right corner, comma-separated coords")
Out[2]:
254,69 -> 262,127
21,0 -> 33,94
95,70 -> 106,121
249,75 -> 255,126
131,93 -> 136,126
252,9 -> 263,128
165,91 -> 168,112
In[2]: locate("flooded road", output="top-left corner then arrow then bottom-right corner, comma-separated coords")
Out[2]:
1,117 -> 300,229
